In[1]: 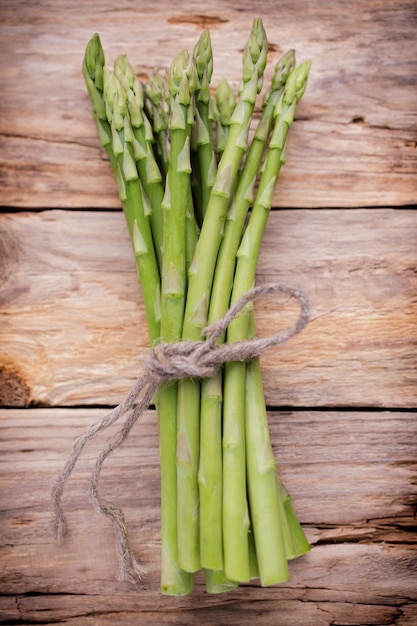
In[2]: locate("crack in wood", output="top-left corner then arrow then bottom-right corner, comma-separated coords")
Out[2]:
167,14 -> 228,28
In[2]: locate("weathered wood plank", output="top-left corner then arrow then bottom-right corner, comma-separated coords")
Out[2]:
3,594 -> 416,626
0,0 -> 416,209
0,407 -> 416,624
1,208 -> 416,408
1,1 -> 416,623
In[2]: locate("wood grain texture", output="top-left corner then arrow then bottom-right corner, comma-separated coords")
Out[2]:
0,407 -> 416,625
1,0 -> 416,622
1,208 -> 416,408
0,0 -> 416,209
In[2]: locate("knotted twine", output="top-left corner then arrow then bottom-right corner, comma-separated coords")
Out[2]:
51,283 -> 309,583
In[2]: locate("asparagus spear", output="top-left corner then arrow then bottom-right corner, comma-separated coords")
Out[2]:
223,59 -> 311,585
102,67 -> 162,344
157,49 -> 199,592
198,50 -> 297,574
114,55 -> 165,271
182,18 -> 268,340
144,68 -> 171,175
209,49 -> 296,335
244,315 -> 310,586
145,70 -> 199,272
212,78 -> 236,157
228,60 -> 311,333
191,30 -> 217,225
83,35 -> 161,346
278,478 -> 311,559
175,19 -> 268,581
244,350 -> 289,585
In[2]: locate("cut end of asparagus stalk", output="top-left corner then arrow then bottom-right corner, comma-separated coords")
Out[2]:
204,569 -> 238,594
160,549 -> 194,596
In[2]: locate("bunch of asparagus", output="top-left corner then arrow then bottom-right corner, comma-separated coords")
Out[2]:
83,18 -> 311,595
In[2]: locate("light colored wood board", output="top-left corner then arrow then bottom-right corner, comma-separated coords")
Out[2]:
257,207 -> 417,408
2,595 -> 416,626
0,0 -> 416,209
0,407 -> 416,624
1,208 -> 416,408
1,408 -> 416,530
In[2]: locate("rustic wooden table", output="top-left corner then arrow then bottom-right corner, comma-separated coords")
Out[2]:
1,1 -> 416,624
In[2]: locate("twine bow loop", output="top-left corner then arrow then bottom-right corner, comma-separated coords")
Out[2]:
148,283 -> 309,383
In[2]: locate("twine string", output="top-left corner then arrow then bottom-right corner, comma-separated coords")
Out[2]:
51,283 -> 309,583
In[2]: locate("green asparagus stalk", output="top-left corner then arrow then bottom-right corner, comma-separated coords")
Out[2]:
223,59 -> 311,584
145,69 -> 198,273
114,55 -> 165,271
102,68 -> 161,343
144,68 -> 171,175
157,49 -> 199,593
228,60 -> 311,332
85,45 -> 194,589
82,37 -> 161,346
244,316 -> 310,584
212,78 -> 236,157
222,57 -> 304,584
82,37 -> 132,262
192,30 -> 217,225
198,50 -> 297,574
209,49 -> 296,337
244,353 -> 289,585
182,18 -> 268,341
176,18 -> 268,582
198,372 -> 224,571
278,478 -> 311,559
